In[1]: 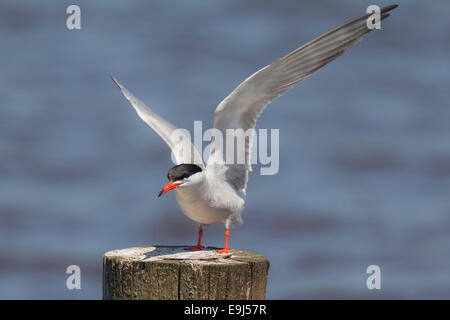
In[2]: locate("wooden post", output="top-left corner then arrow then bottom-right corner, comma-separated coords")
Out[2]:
103,246 -> 269,300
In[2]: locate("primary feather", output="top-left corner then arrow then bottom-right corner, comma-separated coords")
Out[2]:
207,4 -> 398,193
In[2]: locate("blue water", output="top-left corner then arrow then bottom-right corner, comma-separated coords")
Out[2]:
1,0 -> 450,299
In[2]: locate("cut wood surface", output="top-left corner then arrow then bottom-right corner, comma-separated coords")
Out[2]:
103,246 -> 270,300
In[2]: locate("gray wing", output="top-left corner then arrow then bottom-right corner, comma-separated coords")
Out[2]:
112,77 -> 205,169
207,5 -> 398,192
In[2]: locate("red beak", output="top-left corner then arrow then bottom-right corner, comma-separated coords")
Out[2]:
158,180 -> 182,198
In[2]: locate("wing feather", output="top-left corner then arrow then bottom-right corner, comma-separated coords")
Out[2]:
112,77 -> 205,169
207,5 -> 398,192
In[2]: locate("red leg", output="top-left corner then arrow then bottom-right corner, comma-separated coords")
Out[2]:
185,225 -> 204,251
216,228 -> 230,253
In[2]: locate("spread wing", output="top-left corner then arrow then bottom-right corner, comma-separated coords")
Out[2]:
206,5 -> 398,193
112,77 -> 205,169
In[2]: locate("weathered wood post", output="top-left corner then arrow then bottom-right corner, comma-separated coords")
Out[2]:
103,246 -> 269,300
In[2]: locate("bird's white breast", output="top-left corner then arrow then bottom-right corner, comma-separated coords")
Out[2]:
174,173 -> 245,228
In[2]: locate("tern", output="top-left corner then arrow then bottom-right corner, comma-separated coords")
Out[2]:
112,5 -> 397,253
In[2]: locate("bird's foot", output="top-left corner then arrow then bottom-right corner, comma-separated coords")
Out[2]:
184,245 -> 204,251
217,228 -> 230,253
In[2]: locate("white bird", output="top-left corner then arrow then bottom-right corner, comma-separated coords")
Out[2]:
112,5 -> 397,253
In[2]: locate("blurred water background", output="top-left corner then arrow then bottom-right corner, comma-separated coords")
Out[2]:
1,0 -> 449,299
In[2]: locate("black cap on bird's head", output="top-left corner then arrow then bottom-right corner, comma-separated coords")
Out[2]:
158,164 -> 203,197
167,164 -> 202,181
